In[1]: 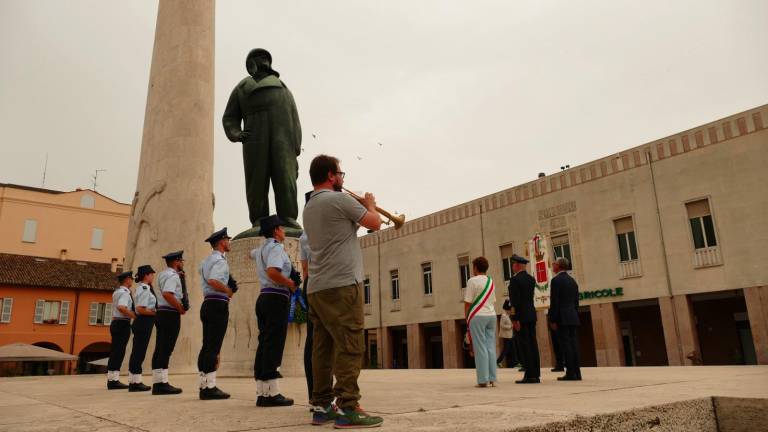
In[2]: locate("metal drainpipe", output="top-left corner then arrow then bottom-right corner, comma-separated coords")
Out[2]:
376,230 -> 384,367
647,150 -> 683,363
69,290 -> 81,373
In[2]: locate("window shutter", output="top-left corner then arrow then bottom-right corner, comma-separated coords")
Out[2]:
34,299 -> 45,323
22,219 -> 38,243
499,243 -> 514,258
686,199 -> 711,219
104,305 -> 112,325
91,228 -> 104,250
1,298 -> 12,323
88,302 -> 98,325
614,217 -> 634,235
59,301 -> 71,324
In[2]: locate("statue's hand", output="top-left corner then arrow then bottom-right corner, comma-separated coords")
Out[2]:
239,130 -> 251,142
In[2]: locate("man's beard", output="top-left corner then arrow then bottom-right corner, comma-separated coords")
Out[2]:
332,181 -> 342,192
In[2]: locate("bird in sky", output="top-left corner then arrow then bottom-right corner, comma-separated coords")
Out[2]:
312,134 -> 317,139
356,156 -> 363,160
377,142 -> 383,147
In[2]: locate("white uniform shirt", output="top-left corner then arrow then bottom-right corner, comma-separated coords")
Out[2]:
134,282 -> 157,311
199,250 -> 229,297
112,286 -> 133,319
156,268 -> 182,308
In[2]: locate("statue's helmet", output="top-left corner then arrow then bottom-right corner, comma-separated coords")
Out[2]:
246,48 -> 272,66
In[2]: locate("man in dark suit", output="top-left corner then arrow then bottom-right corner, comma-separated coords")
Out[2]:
507,254 -> 540,384
548,257 -> 582,381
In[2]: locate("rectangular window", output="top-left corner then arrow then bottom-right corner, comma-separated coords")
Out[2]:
614,217 -> 638,262
686,200 -> 717,249
458,255 -> 470,288
552,235 -> 572,264
1,298 -> 13,323
390,270 -> 400,300
89,302 -> 111,325
91,228 -> 104,250
42,301 -> 61,323
363,278 -> 371,305
499,243 -> 514,282
22,219 -> 37,243
422,263 -> 433,296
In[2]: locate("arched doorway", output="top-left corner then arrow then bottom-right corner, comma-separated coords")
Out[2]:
78,342 -> 111,374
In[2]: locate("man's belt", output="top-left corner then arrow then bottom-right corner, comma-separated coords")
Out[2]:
157,306 -> 179,313
204,293 -> 230,303
112,317 -> 131,321
260,287 -> 290,298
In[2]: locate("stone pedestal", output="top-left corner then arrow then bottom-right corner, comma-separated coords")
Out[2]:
218,236 -> 307,377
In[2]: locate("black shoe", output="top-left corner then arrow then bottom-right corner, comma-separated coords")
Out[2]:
551,367 -> 565,372
200,386 -> 231,400
515,378 -> 541,384
128,382 -> 151,392
107,380 -> 129,390
557,375 -> 582,381
152,382 -> 183,395
256,394 -> 294,407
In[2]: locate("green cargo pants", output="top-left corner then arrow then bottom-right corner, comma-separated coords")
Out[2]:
308,283 -> 364,409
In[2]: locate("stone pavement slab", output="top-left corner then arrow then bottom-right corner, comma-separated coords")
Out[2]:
0,366 -> 766,431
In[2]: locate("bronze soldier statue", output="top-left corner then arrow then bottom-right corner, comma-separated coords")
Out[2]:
223,48 -> 302,237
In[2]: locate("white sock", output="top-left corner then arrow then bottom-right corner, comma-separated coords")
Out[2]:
152,369 -> 163,384
266,379 -> 279,397
205,372 -> 216,389
256,380 -> 264,397
107,370 -> 119,381
198,372 -> 207,389
162,369 -> 169,383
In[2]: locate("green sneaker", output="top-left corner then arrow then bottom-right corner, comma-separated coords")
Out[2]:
334,406 -> 383,429
311,403 -> 339,425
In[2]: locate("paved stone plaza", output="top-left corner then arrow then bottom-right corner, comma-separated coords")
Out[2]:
1,366 -> 767,431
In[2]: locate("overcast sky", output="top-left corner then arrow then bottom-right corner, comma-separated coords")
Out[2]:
1,0 -> 766,235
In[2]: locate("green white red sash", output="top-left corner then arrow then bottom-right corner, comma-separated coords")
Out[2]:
467,276 -> 494,324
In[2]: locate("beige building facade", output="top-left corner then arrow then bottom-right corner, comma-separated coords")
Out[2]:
360,104 -> 768,370
0,184 -> 130,264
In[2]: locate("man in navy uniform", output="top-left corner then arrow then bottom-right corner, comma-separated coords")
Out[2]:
549,257 -> 582,381
107,271 -> 135,389
198,227 -> 234,400
151,250 -> 187,395
507,254 -> 540,384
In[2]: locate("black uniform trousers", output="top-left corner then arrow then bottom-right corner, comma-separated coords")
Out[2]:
302,279 -> 313,399
551,328 -> 565,369
558,325 -> 582,378
198,300 -> 229,373
152,310 -> 180,370
129,315 -> 155,374
519,323 -> 541,379
108,319 -> 131,371
254,293 -> 290,381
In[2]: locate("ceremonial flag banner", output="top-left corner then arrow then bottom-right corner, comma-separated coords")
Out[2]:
527,233 -> 553,309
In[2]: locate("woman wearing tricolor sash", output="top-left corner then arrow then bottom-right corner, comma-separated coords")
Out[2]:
463,257 -> 498,387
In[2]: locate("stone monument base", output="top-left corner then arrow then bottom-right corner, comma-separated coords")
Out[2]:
217,236 -> 306,377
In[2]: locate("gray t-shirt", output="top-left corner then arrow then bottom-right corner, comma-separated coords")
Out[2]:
303,190 -> 367,293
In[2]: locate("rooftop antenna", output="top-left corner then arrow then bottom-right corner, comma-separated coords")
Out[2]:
92,169 -> 107,192
41,153 -> 49,187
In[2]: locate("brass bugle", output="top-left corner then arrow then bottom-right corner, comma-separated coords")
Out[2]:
343,187 -> 406,229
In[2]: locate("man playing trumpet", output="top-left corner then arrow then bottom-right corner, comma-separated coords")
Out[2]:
303,155 -> 384,428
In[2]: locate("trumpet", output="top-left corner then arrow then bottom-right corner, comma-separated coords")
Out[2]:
343,187 -> 406,229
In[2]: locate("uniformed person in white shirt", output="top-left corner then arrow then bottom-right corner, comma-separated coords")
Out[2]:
151,251 -> 186,395
128,265 -> 157,392
197,227 -> 234,400
252,215 -> 297,407
107,271 -> 136,390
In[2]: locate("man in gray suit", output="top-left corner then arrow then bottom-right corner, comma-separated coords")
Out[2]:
548,257 -> 582,381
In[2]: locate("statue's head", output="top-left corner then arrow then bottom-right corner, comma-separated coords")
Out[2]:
246,48 -> 279,77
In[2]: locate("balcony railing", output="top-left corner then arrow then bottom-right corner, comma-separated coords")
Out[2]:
619,260 -> 642,279
423,294 -> 434,308
693,246 -> 722,268
364,303 -> 372,315
391,299 -> 401,311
